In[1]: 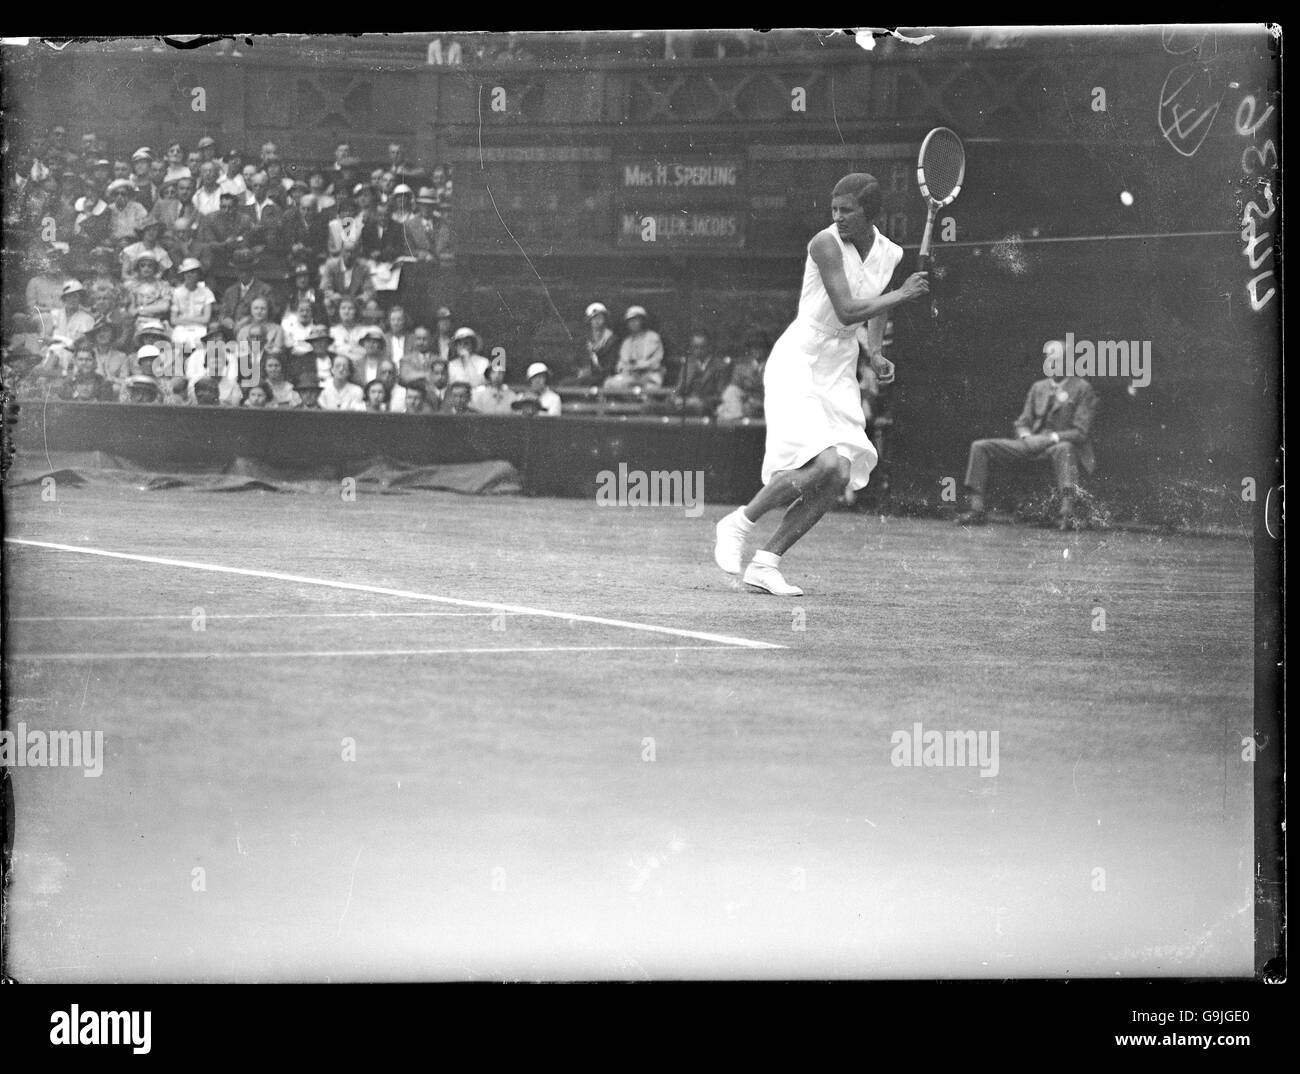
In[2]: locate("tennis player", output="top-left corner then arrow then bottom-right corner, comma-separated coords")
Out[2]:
714,173 -> 929,595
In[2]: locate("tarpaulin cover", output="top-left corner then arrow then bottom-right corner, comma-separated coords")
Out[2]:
4,450 -> 522,496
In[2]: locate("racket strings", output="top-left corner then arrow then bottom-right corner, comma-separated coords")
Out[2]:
920,136 -> 965,200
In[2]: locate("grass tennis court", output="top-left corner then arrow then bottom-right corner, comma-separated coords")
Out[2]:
3,481 -> 1254,979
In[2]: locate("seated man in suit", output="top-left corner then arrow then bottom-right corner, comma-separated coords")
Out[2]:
956,340 -> 1098,530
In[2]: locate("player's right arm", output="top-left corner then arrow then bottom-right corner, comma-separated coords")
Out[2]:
809,233 -> 928,325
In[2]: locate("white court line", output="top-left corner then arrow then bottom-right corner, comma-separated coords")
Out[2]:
5,537 -> 784,651
9,645 -> 748,661
10,611 -> 525,622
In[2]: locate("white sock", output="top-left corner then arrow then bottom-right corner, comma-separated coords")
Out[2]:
727,508 -> 756,532
751,550 -> 781,569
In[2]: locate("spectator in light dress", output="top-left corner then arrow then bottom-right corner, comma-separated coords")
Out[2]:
471,356 -> 519,414
447,327 -> 489,387
319,353 -> 364,411
603,305 -> 664,390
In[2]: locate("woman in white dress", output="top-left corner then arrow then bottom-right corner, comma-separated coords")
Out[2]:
713,173 -> 929,596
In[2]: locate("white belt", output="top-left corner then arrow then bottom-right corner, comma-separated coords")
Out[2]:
797,316 -> 856,340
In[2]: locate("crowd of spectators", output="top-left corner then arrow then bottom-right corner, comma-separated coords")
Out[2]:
2,128 -> 779,421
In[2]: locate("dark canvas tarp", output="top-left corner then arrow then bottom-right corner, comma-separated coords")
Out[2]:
3,451 -> 522,496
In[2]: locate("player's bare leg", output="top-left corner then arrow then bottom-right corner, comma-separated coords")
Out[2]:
760,453 -> 850,556
736,449 -> 849,596
714,450 -> 839,574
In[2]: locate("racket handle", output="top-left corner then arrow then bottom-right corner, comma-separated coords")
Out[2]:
917,205 -> 937,321
917,204 -> 937,269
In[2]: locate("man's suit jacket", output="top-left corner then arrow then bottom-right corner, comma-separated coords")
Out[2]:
280,210 -> 329,259
320,257 -> 368,302
398,350 -> 439,388
196,209 -> 253,275
678,355 -> 733,407
360,219 -> 405,262
220,278 -> 278,329
1014,376 -> 1098,473
247,200 -> 283,239
384,332 -> 419,369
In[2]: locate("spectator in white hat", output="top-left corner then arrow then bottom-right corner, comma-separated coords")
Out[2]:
447,326 -> 489,387
389,183 -> 415,222
108,179 -> 149,240
120,346 -> 164,403
603,305 -> 664,390
124,253 -> 173,336
522,362 -> 561,416
565,301 -> 618,386
51,280 -> 95,345
72,194 -> 111,249
303,323 -> 337,385
120,218 -> 172,280
170,258 -> 216,368
130,147 -> 158,209
351,325 -> 389,387
122,371 -> 163,405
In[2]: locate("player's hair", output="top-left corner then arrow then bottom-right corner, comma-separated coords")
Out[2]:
832,173 -> 883,219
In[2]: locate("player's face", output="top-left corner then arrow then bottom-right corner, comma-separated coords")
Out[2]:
831,194 -> 870,243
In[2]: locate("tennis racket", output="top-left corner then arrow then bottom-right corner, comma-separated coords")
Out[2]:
915,127 -> 966,319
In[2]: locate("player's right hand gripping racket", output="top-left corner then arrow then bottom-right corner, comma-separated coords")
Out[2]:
915,126 -> 966,318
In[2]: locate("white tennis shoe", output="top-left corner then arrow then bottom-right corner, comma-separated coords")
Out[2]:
742,561 -> 804,597
714,511 -> 751,575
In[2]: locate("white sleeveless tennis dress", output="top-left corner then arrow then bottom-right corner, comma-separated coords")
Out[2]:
761,224 -> 903,491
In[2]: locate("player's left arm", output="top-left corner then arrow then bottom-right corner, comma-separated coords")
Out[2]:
862,317 -> 894,383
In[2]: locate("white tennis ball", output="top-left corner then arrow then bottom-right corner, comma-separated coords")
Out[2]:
1119,191 -> 1134,207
